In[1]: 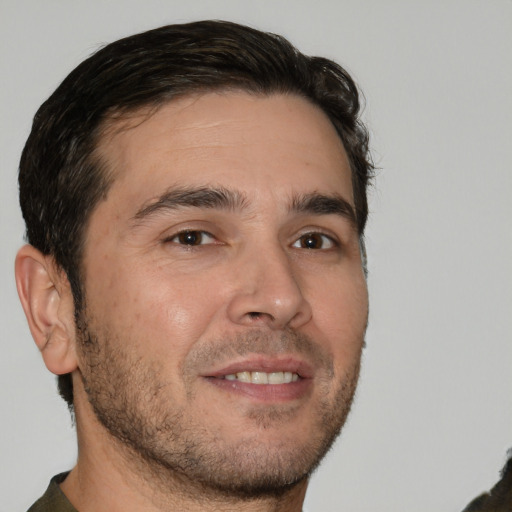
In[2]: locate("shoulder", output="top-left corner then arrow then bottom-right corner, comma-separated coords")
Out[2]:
27,473 -> 76,512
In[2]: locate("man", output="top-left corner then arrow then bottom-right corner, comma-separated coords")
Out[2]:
15,20 -> 372,511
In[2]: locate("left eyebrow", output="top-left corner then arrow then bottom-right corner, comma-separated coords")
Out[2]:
132,185 -> 248,222
290,192 -> 357,229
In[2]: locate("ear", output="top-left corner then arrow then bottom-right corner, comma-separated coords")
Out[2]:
15,245 -> 78,375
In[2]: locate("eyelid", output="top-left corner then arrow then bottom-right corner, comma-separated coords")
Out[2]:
291,231 -> 339,250
163,229 -> 218,245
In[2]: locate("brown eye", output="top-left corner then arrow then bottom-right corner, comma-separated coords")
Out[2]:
293,233 -> 335,250
170,231 -> 215,246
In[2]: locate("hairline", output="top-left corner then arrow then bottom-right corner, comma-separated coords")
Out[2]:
84,86 -> 363,252
71,87 -> 364,308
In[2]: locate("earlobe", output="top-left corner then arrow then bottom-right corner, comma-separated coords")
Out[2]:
15,245 -> 78,376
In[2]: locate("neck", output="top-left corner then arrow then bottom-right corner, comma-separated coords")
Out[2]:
61,394 -> 308,512
61,457 -> 307,512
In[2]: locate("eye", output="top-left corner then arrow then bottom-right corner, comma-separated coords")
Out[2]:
292,232 -> 336,250
167,230 -> 216,246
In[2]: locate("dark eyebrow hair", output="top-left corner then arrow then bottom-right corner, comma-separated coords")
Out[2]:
290,192 -> 357,228
132,186 -> 357,231
133,186 -> 248,221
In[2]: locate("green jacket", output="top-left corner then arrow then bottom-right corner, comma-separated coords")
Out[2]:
27,473 -> 76,512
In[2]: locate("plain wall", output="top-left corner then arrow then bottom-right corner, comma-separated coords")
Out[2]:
1,1 -> 510,510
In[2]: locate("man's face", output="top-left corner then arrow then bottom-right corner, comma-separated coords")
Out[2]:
76,92 -> 368,496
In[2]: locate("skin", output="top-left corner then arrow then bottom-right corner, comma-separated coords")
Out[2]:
16,92 -> 369,512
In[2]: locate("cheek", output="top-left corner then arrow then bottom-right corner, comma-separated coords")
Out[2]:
309,272 -> 368,363
85,256 -> 226,362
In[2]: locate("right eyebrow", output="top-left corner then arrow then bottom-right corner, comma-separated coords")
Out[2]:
132,185 -> 248,222
290,192 -> 358,231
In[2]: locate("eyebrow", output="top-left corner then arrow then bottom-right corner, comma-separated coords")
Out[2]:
132,185 -> 357,229
133,186 -> 248,221
290,192 -> 357,228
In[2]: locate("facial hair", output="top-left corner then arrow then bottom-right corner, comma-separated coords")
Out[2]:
76,313 -> 362,500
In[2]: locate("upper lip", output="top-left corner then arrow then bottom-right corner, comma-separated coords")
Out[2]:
203,356 -> 315,379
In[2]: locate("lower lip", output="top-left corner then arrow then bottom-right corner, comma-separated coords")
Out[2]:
205,377 -> 312,402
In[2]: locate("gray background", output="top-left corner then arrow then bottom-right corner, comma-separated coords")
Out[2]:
1,1 -> 511,510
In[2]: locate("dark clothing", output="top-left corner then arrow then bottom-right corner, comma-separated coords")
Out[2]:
462,455 -> 512,512
27,473 -> 76,512
26,459 -> 512,512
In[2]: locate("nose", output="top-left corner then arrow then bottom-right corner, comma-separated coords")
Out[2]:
226,245 -> 312,330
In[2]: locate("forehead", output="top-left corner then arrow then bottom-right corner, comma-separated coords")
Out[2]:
95,92 -> 353,214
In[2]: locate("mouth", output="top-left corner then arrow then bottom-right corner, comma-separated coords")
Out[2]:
202,357 -> 313,402
223,371 -> 300,384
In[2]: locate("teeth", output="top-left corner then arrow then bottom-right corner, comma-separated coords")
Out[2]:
223,371 -> 299,384
252,371 -> 268,384
268,372 -> 283,384
237,371 -> 251,383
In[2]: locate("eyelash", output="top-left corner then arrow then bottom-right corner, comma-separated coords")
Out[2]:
292,232 -> 338,250
164,229 -> 339,250
164,230 -> 217,246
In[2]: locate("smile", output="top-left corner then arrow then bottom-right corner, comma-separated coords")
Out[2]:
205,362 -> 312,401
223,371 -> 300,384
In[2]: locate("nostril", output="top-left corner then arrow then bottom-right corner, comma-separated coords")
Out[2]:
247,311 -> 276,322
